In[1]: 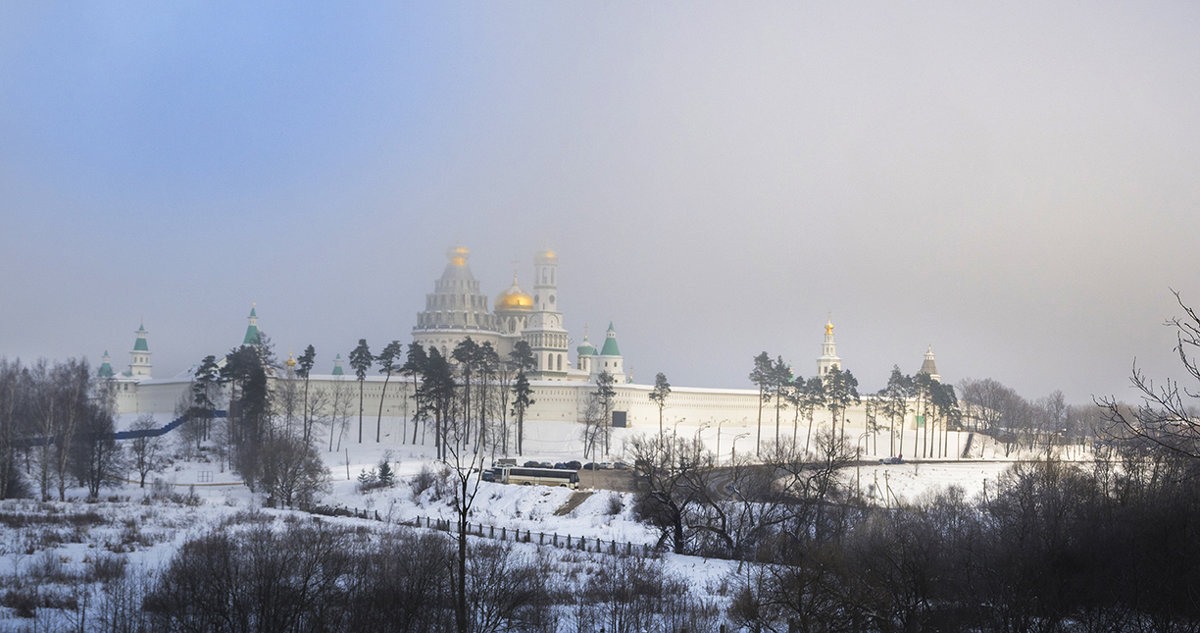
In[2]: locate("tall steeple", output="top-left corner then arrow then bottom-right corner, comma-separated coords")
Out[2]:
332,353 -> 345,376
816,316 -> 842,377
522,249 -> 569,378
919,345 -> 941,382
129,322 -> 152,378
243,304 -> 262,346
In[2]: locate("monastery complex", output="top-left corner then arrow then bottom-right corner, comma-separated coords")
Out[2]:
101,247 -> 942,440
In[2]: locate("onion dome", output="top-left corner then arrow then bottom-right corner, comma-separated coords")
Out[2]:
576,331 -> 597,357
495,273 -> 533,313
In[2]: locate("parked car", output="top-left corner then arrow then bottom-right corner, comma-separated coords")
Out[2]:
583,462 -> 599,470
598,462 -> 615,470
565,460 -> 582,470
554,462 -> 569,470
481,469 -> 497,482
880,456 -> 904,465
612,461 -> 630,470
495,458 -> 517,467
538,461 -> 554,469
523,460 -> 541,468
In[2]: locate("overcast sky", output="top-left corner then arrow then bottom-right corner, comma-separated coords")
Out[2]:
2,3 -> 1198,404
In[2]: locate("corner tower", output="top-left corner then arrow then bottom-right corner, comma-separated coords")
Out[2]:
129,322 -> 152,378
521,249 -> 569,379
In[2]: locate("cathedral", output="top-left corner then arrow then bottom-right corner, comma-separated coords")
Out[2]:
411,246 -> 624,383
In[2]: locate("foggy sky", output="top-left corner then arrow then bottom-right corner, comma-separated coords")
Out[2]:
2,3 -> 1198,404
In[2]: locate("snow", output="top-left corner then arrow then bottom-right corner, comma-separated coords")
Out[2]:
2,413 -> 1092,630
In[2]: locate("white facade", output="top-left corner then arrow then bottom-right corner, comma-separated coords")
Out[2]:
106,246 -> 945,448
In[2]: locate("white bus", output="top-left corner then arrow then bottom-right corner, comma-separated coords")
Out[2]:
491,466 -> 579,489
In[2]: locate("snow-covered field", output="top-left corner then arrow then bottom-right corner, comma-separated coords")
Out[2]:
2,415 -> 1083,631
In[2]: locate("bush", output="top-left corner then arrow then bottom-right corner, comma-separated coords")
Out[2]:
409,465 -> 451,502
88,552 -> 128,583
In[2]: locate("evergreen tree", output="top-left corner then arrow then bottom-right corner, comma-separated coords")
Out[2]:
803,375 -> 826,455
402,342 -> 429,445
374,340 -> 403,443
509,341 -> 535,455
419,349 -> 457,460
297,345 -> 316,444
749,351 -> 773,456
349,339 -> 372,444
881,366 -> 913,458
649,372 -> 672,437
475,342 -> 500,450
191,354 -> 221,444
452,338 -> 480,446
823,366 -> 860,438
772,356 -> 793,446
222,345 -> 271,487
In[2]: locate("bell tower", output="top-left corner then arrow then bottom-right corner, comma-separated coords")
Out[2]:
522,249 -> 569,378
816,317 -> 842,377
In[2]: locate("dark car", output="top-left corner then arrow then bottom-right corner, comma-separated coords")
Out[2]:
880,456 -> 904,465
523,460 -> 540,468
583,462 -> 599,470
538,461 -> 554,469
565,460 -> 582,470
554,462 -> 569,469
481,469 -> 496,482
613,461 -> 630,470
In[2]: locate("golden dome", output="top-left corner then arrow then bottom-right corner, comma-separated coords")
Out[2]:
495,274 -> 533,312
825,320 -> 834,336
446,245 -> 470,267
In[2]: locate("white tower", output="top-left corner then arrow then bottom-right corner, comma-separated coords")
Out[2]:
816,317 -> 841,377
129,322 -> 152,378
594,322 -> 626,383
522,249 -> 569,378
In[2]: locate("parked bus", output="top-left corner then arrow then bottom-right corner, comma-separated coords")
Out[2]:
491,466 -> 579,489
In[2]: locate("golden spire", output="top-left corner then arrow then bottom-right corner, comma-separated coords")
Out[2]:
285,348 -> 296,368
825,313 -> 834,336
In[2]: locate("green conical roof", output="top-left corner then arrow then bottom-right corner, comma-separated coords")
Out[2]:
133,323 -> 149,351
332,353 -> 344,375
600,322 -> 621,356
242,305 -> 261,345
97,351 -> 114,378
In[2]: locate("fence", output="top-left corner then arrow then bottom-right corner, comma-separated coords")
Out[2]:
414,516 -> 655,557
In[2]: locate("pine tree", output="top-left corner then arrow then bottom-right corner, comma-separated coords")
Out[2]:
374,341 -> 403,443
649,372 -> 671,438
349,340 -> 372,444
509,341 -> 535,456
749,351 -> 773,456
403,343 -> 429,445
297,345 -> 316,444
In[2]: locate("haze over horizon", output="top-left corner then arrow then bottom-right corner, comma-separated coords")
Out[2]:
2,3 -> 1199,404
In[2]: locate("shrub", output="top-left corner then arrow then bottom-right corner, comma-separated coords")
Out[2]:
88,553 -> 128,583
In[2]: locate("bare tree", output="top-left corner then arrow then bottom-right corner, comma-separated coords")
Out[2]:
129,414 -> 165,488
630,433 -> 713,554
1101,290 -> 1200,461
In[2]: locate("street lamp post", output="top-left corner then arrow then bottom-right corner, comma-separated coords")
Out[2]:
716,419 -> 729,464
731,432 -> 750,464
